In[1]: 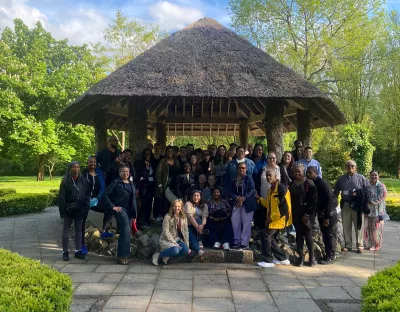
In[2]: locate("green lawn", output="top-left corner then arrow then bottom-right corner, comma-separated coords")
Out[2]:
381,178 -> 400,198
0,176 -> 61,194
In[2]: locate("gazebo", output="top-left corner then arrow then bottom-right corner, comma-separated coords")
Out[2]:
59,17 -> 346,160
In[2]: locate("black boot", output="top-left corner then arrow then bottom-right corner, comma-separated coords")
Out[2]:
62,252 -> 70,261
74,250 -> 85,260
294,256 -> 304,267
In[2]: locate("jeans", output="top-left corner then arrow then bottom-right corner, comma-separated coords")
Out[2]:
62,217 -> 83,253
188,217 -> 202,253
159,242 -> 189,258
260,228 -> 288,263
113,208 -> 131,258
207,219 -> 233,245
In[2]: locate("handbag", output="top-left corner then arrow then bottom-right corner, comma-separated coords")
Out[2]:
131,219 -> 138,234
66,201 -> 80,213
89,197 -> 98,208
244,196 -> 259,213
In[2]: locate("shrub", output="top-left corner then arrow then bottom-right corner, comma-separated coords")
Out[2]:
386,200 -> 400,221
0,249 -> 73,311
0,193 -> 52,217
0,188 -> 16,197
49,189 -> 59,206
361,261 -> 400,311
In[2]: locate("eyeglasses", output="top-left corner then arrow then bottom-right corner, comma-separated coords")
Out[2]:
347,165 -> 355,168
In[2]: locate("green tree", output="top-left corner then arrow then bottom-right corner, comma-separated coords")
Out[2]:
0,19 -> 105,180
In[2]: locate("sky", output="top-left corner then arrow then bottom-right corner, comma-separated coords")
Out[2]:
0,0 -> 231,45
0,0 -> 399,46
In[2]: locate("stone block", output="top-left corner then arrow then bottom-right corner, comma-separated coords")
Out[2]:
225,250 -> 253,263
194,274 -> 229,286
152,290 -> 192,304
235,304 -> 279,312
74,283 -> 116,296
105,296 -> 150,309
113,283 -> 155,296
327,303 -> 361,312
156,278 -> 192,291
101,273 -> 124,283
147,304 -> 192,312
273,298 -> 322,312
95,264 -> 128,273
120,273 -> 159,284
159,269 -> 193,280
194,284 -> 232,298
193,297 -> 235,311
69,273 -> 106,283
61,264 -> 98,273
306,286 -> 353,300
232,291 -> 274,305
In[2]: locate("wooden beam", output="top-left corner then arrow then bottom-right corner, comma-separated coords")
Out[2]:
192,98 -> 194,117
183,98 -> 185,117
234,98 -> 249,118
149,97 -> 167,114
250,98 -> 265,114
156,98 -> 172,117
165,117 -> 239,124
227,99 -> 231,117
201,99 -> 204,118
219,99 -> 222,117
146,97 -> 161,111
211,99 -> 213,118
241,98 -> 259,115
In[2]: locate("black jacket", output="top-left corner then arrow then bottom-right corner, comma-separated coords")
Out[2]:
279,164 -> 294,187
58,175 -> 90,219
313,177 -> 336,220
104,179 -> 137,219
175,173 -> 196,200
107,161 -> 136,186
96,148 -> 121,176
290,179 -> 318,223
134,159 -> 157,198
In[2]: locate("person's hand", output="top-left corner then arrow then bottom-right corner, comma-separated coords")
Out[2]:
254,192 -> 260,200
115,156 -> 122,164
323,219 -> 329,227
197,224 -> 204,233
113,206 -> 122,213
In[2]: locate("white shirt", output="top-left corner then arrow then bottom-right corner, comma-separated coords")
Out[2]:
260,164 -> 281,198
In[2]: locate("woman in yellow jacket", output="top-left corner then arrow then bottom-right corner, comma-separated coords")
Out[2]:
257,169 -> 293,268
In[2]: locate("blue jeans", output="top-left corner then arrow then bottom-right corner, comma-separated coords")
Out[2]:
159,242 -> 189,258
188,217 -> 202,253
113,208 -> 131,258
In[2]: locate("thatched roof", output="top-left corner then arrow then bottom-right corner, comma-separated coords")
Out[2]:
60,17 -> 346,134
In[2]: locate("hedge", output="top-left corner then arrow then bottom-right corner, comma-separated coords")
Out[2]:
386,198 -> 400,221
361,261 -> 400,311
0,188 -> 16,197
0,193 -> 53,217
49,189 -> 59,206
0,249 -> 73,312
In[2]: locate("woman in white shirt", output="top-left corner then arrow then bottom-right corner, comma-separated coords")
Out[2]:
260,152 -> 281,198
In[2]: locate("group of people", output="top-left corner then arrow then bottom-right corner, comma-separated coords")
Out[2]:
59,136 -> 388,268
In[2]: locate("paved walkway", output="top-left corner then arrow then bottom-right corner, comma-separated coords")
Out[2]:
0,207 -> 399,312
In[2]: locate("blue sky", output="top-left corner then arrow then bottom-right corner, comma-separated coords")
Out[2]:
0,0 -> 399,45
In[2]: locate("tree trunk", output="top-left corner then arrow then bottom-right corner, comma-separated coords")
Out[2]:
128,97 -> 148,161
239,118 -> 249,150
156,117 -> 167,152
37,155 -> 45,181
263,99 -> 284,161
297,108 -> 312,147
94,108 -> 108,153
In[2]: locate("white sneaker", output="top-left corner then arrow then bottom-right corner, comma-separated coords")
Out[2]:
152,253 -> 159,266
257,261 -> 275,268
223,243 -> 230,250
162,257 -> 170,265
198,250 -> 204,257
273,259 -> 290,265
213,242 -> 221,249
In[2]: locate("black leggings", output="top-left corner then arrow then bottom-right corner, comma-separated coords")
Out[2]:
294,221 -> 314,261
82,200 -> 114,245
63,218 -> 83,253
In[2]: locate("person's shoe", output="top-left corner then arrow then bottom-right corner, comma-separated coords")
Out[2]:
142,224 -> 151,229
117,257 -> 129,265
74,250 -> 85,260
162,257 -> 170,265
306,260 -> 316,267
257,261 -> 275,268
213,242 -> 221,249
341,247 -> 352,252
100,231 -> 115,239
240,245 -> 251,250
62,252 -> 70,261
357,248 -> 363,254
319,257 -> 335,265
198,250 -> 204,257
81,244 -> 88,255
231,244 -> 241,249
199,242 -> 204,249
223,243 -> 230,250
273,259 -> 290,265
293,258 -> 304,267
152,253 -> 159,266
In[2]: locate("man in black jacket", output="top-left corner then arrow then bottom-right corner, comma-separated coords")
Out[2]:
96,136 -> 121,180
307,166 -> 338,264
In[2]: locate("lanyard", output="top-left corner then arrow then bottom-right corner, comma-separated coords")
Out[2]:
86,173 -> 96,197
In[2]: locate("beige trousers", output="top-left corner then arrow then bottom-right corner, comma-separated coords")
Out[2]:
341,202 -> 364,249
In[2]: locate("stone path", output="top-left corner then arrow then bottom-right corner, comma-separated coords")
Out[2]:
1,206 -> 399,312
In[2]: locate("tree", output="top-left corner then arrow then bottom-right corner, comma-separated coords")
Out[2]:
0,19 -> 105,179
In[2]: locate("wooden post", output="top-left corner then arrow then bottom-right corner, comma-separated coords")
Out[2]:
94,108 -> 108,152
297,108 -> 312,147
128,97 -> 148,161
263,99 -> 284,161
239,118 -> 249,150
156,117 -> 167,152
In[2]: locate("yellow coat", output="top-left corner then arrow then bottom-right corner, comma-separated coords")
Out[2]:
259,182 -> 293,229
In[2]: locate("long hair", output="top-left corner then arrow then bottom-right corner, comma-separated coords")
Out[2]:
213,145 -> 227,165
280,151 -> 294,168
190,189 -> 204,207
168,199 -> 186,219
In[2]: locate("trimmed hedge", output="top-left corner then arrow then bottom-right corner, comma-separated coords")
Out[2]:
0,249 -> 73,312
385,198 -> 400,221
362,261 -> 400,311
0,193 -> 52,217
49,189 -> 59,206
0,188 -> 16,197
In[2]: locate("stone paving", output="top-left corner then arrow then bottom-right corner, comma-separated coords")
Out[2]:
0,206 -> 399,312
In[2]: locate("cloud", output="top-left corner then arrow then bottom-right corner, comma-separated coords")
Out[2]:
149,1 -> 204,30
0,0 -> 47,30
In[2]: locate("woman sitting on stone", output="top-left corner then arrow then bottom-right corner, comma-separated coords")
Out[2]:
206,188 -> 232,250
290,164 -> 317,267
184,190 -> 209,256
59,161 -> 90,261
152,199 -> 189,265
104,166 -> 137,265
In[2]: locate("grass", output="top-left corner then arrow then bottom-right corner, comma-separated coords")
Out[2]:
0,176 -> 61,194
380,178 -> 400,198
